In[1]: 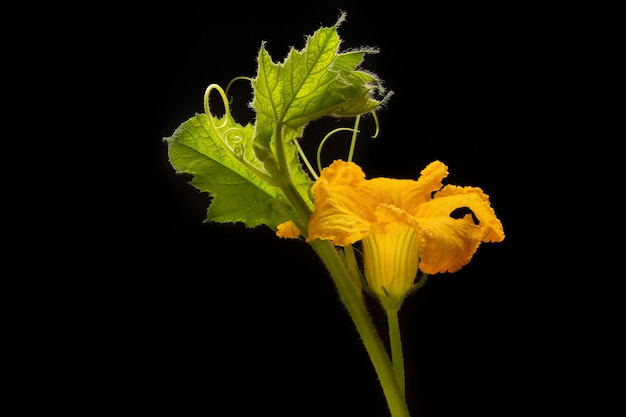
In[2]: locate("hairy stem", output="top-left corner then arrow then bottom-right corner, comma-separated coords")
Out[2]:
310,240 -> 411,417
386,304 -> 405,398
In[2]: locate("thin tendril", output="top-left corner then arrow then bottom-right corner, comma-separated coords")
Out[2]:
204,84 -> 229,129
295,140 -> 319,180
316,127 -> 360,175
371,111 -> 380,138
225,76 -> 253,105
203,83 -> 278,186
347,115 -> 362,163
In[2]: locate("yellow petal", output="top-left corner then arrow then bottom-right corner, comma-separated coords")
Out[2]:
414,184 -> 504,273
307,160 -> 380,245
374,203 -> 418,229
368,160 -> 449,215
276,221 -> 302,239
417,215 -> 484,274
417,185 -> 505,243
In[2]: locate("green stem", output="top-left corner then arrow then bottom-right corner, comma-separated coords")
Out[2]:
310,240 -> 411,417
272,122 -> 313,235
385,304 -> 405,398
343,244 -> 362,291
280,180 -> 312,235
272,120 -> 409,416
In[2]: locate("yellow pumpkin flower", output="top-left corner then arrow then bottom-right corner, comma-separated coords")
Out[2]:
284,159 -> 504,299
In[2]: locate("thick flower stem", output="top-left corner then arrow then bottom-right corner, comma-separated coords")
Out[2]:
385,304 -> 406,398
310,239 -> 411,417
272,122 -> 409,416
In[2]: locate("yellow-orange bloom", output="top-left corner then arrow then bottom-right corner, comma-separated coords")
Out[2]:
299,159 -> 504,298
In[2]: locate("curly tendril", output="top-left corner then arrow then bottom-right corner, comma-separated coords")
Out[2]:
204,83 -> 278,186
315,127 -> 360,177
223,127 -> 245,157
225,76 -> 253,106
203,84 -> 230,130
312,112 -> 382,176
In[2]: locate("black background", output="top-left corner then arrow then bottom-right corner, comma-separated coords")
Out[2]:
48,1 -> 580,416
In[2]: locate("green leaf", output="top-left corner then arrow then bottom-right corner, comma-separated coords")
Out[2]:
164,114 -> 303,229
251,17 -> 390,150
163,14 -> 390,232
